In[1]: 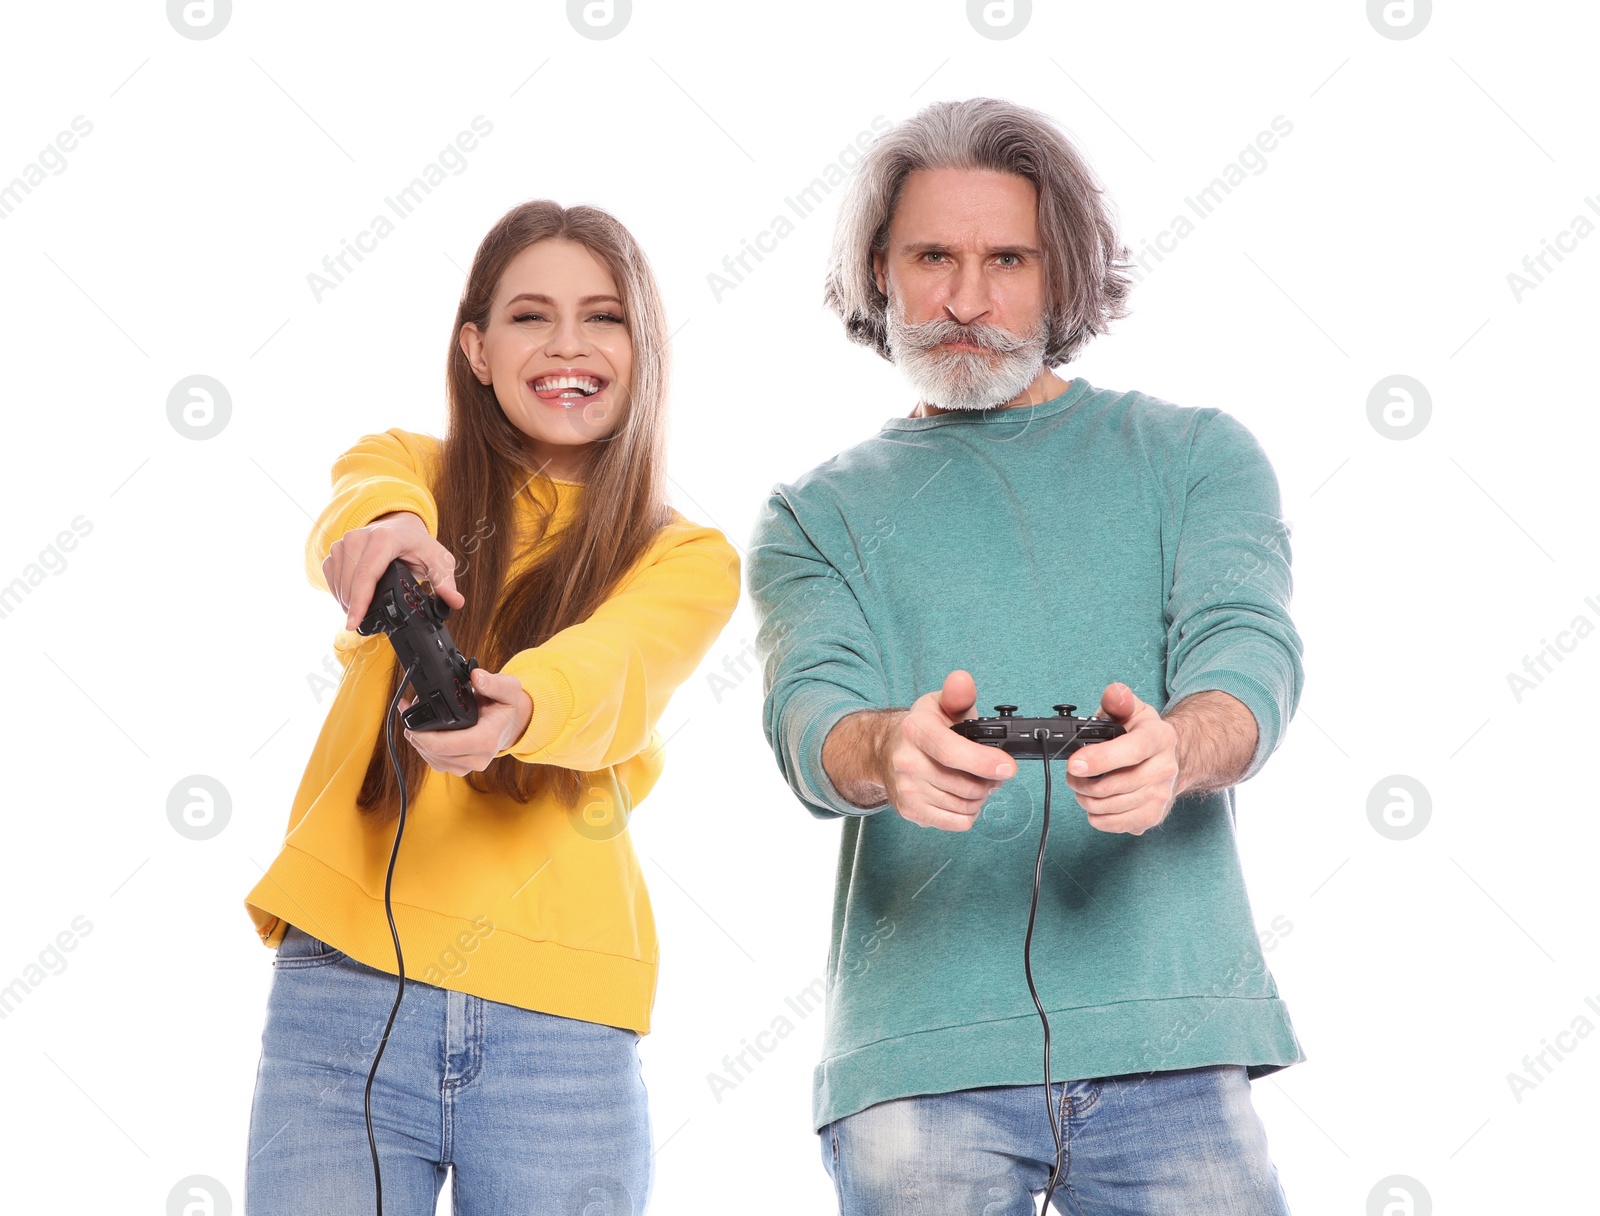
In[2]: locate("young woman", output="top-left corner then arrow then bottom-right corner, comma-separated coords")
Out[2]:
243,200 -> 740,1214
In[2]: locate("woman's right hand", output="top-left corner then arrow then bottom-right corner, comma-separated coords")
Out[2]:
323,510 -> 466,632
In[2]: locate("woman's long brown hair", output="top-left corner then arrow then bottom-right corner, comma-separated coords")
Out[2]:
355,200 -> 673,818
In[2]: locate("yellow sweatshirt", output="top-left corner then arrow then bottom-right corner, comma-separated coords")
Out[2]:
244,428 -> 741,1033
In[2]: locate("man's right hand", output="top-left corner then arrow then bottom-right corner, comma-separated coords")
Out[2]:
323,510 -> 466,632
824,670 -> 1017,831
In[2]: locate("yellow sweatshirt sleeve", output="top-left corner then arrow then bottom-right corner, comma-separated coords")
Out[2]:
303,428 -> 440,591
495,521 -> 742,771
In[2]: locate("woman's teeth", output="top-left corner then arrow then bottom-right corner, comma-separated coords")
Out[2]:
534,374 -> 600,398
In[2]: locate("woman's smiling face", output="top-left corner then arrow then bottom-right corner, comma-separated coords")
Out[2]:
459,238 -> 633,481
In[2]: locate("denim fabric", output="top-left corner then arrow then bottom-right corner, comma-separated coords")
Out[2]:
246,923 -> 652,1214
820,1064 -> 1291,1215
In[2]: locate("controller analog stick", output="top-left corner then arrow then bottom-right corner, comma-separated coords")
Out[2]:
994,705 -> 1018,717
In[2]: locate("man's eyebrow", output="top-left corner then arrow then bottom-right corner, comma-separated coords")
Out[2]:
503,293 -> 624,306
896,241 -> 1041,257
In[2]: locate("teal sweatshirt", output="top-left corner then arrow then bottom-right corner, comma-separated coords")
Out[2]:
747,377 -> 1307,1132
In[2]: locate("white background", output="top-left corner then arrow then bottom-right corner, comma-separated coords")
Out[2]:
1,1 -> 1594,1212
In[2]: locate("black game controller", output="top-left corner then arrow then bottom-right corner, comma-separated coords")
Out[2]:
951,704 -> 1125,761
356,559 -> 480,731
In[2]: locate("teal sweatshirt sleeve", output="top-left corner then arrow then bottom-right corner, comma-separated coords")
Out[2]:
1161,409 -> 1305,781
748,489 -> 890,819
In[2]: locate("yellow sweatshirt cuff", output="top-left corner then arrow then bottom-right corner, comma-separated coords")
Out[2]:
497,659 -> 576,762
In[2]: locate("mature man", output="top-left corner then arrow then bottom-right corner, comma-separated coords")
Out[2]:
748,97 -> 1305,1214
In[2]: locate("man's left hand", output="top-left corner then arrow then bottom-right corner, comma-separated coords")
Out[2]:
399,666 -> 535,776
1063,682 -> 1179,836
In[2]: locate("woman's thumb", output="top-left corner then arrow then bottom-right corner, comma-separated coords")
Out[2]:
425,559 -> 465,608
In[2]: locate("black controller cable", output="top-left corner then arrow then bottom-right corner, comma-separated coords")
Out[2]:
365,659 -> 418,1216
1022,726 -> 1073,1214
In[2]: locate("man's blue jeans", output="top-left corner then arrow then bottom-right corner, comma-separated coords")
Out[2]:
820,1064 -> 1292,1214
245,923 -> 652,1214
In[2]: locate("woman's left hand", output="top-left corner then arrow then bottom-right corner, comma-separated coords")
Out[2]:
399,667 -> 535,775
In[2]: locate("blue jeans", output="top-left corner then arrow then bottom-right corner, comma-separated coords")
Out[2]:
245,923 -> 652,1214
820,1065 -> 1291,1214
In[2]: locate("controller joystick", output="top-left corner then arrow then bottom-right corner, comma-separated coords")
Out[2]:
356,559 -> 481,731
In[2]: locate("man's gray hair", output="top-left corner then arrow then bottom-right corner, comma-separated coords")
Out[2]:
823,97 -> 1133,367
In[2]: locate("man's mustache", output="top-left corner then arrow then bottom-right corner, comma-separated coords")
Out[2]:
897,318 -> 1039,355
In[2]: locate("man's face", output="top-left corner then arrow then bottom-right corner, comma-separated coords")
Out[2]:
873,167 -> 1052,411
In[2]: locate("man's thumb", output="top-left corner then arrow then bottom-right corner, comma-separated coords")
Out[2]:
939,669 -> 979,722
1097,682 -> 1140,722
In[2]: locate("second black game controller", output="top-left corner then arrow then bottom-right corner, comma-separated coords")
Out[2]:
355,558 -> 481,731
951,703 -> 1125,761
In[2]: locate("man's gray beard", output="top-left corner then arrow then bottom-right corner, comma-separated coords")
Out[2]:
885,308 -> 1050,412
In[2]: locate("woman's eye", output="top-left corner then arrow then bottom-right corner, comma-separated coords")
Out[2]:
511,312 -> 545,324
590,313 -> 624,324
997,254 -> 1020,267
